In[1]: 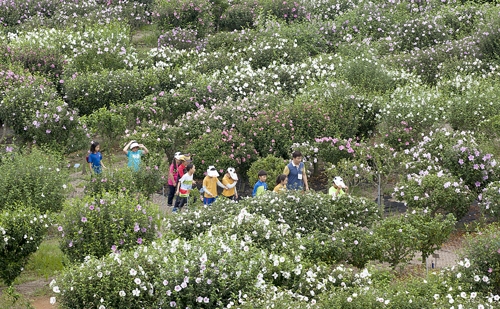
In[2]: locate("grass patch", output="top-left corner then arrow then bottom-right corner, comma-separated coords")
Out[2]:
14,238 -> 66,285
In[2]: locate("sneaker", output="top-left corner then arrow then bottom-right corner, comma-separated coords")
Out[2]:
172,207 -> 178,213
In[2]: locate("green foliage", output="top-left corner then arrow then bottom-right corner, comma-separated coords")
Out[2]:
83,107 -> 127,146
153,0 -> 214,37
343,58 -> 397,94
325,157 -> 374,192
458,223 -> 500,294
85,166 -> 165,199
332,223 -> 381,269
0,148 -> 69,213
187,128 -> 258,179
64,68 -> 159,115
0,207 -> 50,286
406,210 -> 456,264
57,193 -> 161,263
247,155 -> 287,186
374,214 -> 419,270
479,181 -> 500,220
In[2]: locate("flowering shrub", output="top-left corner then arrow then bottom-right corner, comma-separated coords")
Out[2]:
153,0 -> 214,37
58,193 -> 161,263
187,128 -> 258,179
84,168 -> 137,197
53,232 -> 269,309
479,181 -> 500,221
457,223 -> 500,294
0,207 -> 49,286
0,148 -> 68,213
219,1 -> 258,31
64,68 -> 159,115
83,107 -> 127,146
406,128 -> 500,193
259,0 -> 310,23
325,157 -> 373,191
331,223 -> 381,269
158,27 -> 208,51
0,69 -> 87,152
394,172 -> 473,220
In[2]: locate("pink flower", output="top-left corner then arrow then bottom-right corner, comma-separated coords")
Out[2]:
137,238 -> 143,244
81,217 -> 87,223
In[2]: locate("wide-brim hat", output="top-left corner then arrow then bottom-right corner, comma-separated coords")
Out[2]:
179,155 -> 192,162
207,165 -> 219,177
130,142 -> 140,149
227,167 -> 238,181
333,176 -> 347,188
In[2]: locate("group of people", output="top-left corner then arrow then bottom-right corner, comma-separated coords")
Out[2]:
87,140 -> 149,174
87,142 -> 349,213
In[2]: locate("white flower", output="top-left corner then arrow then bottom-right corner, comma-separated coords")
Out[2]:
132,288 -> 140,296
49,297 -> 56,305
134,278 -> 141,285
53,286 -> 60,293
130,268 -> 137,276
119,291 -> 126,297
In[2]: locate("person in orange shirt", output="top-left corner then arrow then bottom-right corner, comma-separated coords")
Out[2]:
222,167 -> 238,201
273,174 -> 288,193
202,165 -> 228,205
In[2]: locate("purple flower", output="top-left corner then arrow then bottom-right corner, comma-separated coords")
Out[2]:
134,224 -> 140,232
58,226 -> 63,231
137,238 -> 143,244
458,159 -> 464,165
475,182 -> 481,187
81,217 -> 87,223
111,245 -> 117,252
5,146 -> 13,152
468,155 -> 474,161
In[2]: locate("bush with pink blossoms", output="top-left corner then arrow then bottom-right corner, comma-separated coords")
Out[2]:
57,192 -> 161,263
186,128 -> 258,179
478,181 -> 500,221
153,0 -> 214,37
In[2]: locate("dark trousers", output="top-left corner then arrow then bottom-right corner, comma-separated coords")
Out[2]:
168,184 -> 176,205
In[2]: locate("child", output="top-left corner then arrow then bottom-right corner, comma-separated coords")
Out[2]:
123,140 -> 149,171
173,164 -> 196,213
177,155 -> 192,179
329,176 -> 349,197
273,174 -> 288,193
252,170 -> 268,197
167,152 -> 182,207
202,165 -> 228,205
88,141 -> 106,174
222,167 -> 238,201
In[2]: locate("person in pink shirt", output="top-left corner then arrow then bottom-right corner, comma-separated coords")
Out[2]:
167,152 -> 182,207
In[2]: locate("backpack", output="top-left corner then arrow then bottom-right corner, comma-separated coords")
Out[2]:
86,155 -> 90,163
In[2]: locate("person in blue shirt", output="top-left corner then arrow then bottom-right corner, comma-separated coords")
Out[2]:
123,140 -> 149,171
283,150 -> 309,191
252,170 -> 268,197
88,141 -> 106,174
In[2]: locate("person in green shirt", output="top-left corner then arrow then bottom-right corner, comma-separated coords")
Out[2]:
329,176 -> 349,198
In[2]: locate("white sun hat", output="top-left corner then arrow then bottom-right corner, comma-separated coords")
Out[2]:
333,176 -> 347,188
130,142 -> 140,149
174,152 -> 182,160
227,167 -> 238,181
207,165 -> 219,177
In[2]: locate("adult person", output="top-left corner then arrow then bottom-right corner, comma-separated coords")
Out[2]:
167,151 -> 182,207
283,150 -> 309,191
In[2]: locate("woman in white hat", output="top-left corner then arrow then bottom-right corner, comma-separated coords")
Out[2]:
167,152 -> 183,206
222,167 -> 238,201
329,176 -> 349,197
123,140 -> 149,171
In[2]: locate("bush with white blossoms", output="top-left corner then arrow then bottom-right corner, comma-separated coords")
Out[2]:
394,172 -> 474,220
0,207 -> 50,286
479,181 -> 500,221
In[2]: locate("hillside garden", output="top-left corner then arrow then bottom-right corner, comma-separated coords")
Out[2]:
1,0 -> 500,307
